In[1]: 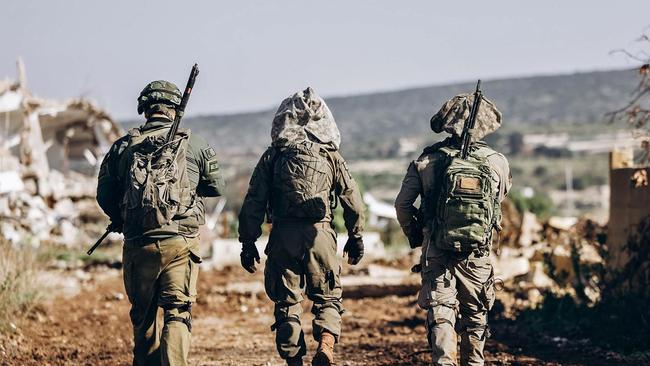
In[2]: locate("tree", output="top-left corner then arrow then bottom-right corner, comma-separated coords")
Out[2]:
608,32 -> 650,136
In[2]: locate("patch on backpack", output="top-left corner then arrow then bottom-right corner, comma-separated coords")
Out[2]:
456,176 -> 481,192
203,147 -> 216,159
208,160 -> 219,173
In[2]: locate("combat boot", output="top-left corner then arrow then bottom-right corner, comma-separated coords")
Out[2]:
312,332 -> 335,366
286,356 -> 303,366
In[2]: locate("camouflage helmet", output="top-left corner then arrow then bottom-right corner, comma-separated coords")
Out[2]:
137,80 -> 182,115
430,93 -> 502,142
271,87 -> 341,149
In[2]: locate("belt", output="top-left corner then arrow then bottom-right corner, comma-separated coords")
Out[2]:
273,221 -> 331,229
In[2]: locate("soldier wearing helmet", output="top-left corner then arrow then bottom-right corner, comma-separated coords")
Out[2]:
96,80 -> 225,366
395,92 -> 511,366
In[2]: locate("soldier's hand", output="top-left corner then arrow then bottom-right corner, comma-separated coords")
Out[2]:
240,242 -> 260,274
108,220 -> 123,234
344,236 -> 364,265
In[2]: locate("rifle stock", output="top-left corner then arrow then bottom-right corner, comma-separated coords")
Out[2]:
86,227 -> 111,256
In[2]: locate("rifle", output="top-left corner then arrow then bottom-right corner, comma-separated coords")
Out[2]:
166,63 -> 200,143
87,222 -> 120,255
87,64 -> 200,256
459,80 -> 483,160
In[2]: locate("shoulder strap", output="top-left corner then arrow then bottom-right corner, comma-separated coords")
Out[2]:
321,147 -> 339,209
265,147 -> 281,223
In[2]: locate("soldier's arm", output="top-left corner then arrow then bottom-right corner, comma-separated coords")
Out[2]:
333,152 -> 365,239
96,138 -> 128,222
394,161 -> 422,235
488,153 -> 512,202
192,135 -> 225,197
238,148 -> 275,244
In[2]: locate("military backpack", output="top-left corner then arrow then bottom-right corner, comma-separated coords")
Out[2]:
430,143 -> 501,252
119,127 -> 194,235
269,142 -> 335,221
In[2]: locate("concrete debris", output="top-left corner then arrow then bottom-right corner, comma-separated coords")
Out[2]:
0,61 -> 120,248
493,208 -> 607,308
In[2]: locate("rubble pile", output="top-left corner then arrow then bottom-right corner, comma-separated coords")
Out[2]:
0,183 -> 107,248
494,209 -> 608,309
0,65 -> 121,249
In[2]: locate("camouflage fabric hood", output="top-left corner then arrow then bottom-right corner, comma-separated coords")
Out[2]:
430,93 -> 502,142
271,87 -> 341,149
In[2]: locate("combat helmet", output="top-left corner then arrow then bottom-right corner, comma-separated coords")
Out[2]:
137,80 -> 182,115
430,93 -> 502,142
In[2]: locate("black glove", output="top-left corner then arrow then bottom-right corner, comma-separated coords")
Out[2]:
240,242 -> 260,274
108,219 -> 123,234
344,236 -> 364,265
407,220 -> 423,249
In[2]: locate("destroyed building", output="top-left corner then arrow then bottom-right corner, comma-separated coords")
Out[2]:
0,62 -> 121,247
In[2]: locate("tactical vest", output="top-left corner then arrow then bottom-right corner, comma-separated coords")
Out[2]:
269,142 -> 336,221
429,143 -> 502,252
118,127 -> 195,239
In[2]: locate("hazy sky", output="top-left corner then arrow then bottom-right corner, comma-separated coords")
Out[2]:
2,1 -> 649,119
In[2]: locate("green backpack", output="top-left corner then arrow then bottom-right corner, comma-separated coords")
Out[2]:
119,127 -> 194,235
269,142 -> 335,221
431,143 -> 502,252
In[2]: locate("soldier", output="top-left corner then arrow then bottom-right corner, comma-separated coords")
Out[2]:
394,93 -> 511,366
96,80 -> 224,366
238,87 -> 365,366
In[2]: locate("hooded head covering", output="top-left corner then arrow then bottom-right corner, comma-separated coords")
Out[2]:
271,87 -> 341,149
430,93 -> 502,142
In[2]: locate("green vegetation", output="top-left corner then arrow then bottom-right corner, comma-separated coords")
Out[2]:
508,154 -> 609,193
509,190 -> 555,219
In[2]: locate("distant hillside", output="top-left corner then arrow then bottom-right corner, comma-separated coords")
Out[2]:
125,69 -> 638,157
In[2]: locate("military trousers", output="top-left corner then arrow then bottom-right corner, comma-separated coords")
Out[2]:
264,222 -> 344,360
122,235 -> 201,366
418,245 -> 495,366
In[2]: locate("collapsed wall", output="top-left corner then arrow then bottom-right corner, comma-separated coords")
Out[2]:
0,66 -> 121,248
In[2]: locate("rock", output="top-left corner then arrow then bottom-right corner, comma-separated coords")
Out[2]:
106,292 -> 125,301
577,242 -> 603,265
493,248 -> 531,281
526,261 -> 555,289
548,244 -> 574,285
518,211 -> 542,247
548,216 -> 579,231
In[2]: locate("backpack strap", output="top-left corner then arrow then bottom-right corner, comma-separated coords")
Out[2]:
321,147 -> 339,210
265,146 -> 281,223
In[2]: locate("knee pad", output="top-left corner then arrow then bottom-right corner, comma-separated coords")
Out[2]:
426,304 -> 457,348
463,324 -> 491,341
163,302 -> 193,332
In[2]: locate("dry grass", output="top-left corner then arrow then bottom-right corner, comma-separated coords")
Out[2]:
0,239 -> 40,331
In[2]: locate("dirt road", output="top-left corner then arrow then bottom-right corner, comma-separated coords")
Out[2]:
0,266 -> 626,366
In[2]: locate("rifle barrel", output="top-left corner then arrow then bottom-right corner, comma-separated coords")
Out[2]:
460,80 -> 483,159
166,63 -> 200,143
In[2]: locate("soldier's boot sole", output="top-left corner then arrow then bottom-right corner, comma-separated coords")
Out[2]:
311,351 -> 333,366
286,356 -> 304,366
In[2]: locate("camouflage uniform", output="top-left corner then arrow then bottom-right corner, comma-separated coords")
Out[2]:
97,89 -> 224,365
238,88 -> 365,364
395,95 -> 510,366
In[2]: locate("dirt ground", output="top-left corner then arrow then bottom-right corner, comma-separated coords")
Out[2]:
0,265 -> 639,366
